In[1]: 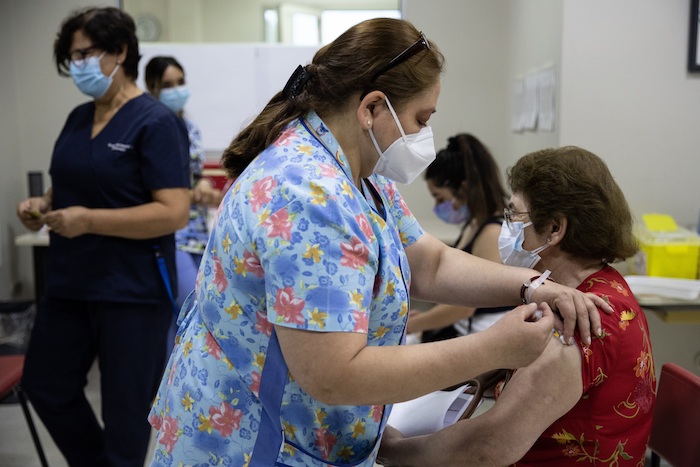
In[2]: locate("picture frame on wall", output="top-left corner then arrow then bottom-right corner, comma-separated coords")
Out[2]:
690,0 -> 700,71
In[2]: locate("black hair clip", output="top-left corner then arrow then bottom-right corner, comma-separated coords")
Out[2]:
283,65 -> 311,101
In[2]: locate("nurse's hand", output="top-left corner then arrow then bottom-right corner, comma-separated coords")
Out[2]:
16,197 -> 50,231
481,302 -> 555,370
43,206 -> 90,238
529,281 -> 611,346
376,425 -> 406,466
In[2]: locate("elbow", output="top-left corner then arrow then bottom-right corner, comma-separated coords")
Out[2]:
476,438 -> 527,466
293,373 -> 360,406
174,208 -> 189,230
452,431 -> 525,466
299,381 -> 347,406
165,202 -> 190,232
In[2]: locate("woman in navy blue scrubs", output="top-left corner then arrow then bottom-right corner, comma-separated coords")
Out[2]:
16,7 -> 190,467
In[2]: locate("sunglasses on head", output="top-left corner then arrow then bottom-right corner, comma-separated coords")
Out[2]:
368,32 -> 430,83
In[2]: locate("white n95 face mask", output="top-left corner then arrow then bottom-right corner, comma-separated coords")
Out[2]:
369,96 -> 436,184
498,220 -> 548,269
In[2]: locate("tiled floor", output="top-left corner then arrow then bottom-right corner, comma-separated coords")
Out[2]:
0,360 -> 157,467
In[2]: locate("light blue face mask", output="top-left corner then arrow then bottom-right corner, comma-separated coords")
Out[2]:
69,51 -> 119,99
433,199 -> 470,224
498,220 -> 549,268
159,85 -> 191,113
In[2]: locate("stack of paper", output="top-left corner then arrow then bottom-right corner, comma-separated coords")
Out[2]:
387,383 -> 479,437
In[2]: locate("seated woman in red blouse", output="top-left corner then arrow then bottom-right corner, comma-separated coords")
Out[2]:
378,146 -> 656,466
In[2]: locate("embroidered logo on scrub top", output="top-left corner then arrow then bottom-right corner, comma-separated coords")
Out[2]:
107,142 -> 133,152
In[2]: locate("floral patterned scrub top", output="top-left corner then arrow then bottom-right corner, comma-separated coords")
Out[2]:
511,266 -> 656,466
149,111 -> 423,466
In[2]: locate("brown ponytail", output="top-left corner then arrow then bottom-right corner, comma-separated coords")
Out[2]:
221,18 -> 444,178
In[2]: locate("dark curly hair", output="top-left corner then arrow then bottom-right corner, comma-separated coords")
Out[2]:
54,7 -> 140,79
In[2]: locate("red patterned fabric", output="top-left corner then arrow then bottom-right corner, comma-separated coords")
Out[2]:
513,266 -> 656,466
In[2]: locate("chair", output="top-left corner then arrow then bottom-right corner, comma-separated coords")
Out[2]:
648,362 -> 700,467
0,354 -> 49,467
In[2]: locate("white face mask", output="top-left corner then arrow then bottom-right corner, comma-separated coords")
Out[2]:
498,220 -> 548,269
369,96 -> 436,184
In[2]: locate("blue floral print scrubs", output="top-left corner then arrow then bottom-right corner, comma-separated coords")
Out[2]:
149,111 -> 424,466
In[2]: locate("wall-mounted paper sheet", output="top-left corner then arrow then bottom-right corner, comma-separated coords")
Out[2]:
537,68 -> 556,131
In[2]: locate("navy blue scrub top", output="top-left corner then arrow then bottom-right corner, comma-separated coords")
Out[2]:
47,94 -> 190,304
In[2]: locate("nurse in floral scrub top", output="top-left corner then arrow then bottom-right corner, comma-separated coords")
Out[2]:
148,19 -> 612,467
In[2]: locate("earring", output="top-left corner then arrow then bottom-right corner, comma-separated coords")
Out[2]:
367,120 -> 372,128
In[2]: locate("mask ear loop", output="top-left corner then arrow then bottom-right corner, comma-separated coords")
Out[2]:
108,61 -> 120,79
383,96 -> 408,140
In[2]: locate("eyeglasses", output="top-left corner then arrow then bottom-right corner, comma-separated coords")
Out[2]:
69,46 -> 100,66
369,32 -> 430,83
503,207 -> 531,228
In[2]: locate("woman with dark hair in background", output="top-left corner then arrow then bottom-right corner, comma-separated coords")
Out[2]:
145,56 -> 222,341
16,7 -> 190,466
409,133 -> 511,342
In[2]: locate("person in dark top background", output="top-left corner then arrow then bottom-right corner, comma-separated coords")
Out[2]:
15,7 -> 190,466
408,133 -> 512,342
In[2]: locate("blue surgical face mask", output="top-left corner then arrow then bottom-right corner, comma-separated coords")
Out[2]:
69,51 -> 119,99
159,85 -> 190,113
433,200 -> 470,224
498,220 -> 548,268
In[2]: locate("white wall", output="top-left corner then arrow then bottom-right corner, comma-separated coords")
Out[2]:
557,0 -> 700,376
560,0 -> 700,231
501,0 -> 563,167
402,0 -> 511,242
0,1 -> 22,298
1,0 -> 119,300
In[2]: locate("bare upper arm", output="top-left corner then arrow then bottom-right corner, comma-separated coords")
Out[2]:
152,187 -> 190,227
275,325 -> 370,403
454,334 -> 583,464
152,187 -> 190,211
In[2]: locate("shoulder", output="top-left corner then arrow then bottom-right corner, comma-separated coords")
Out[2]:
575,266 -> 649,381
470,222 -> 502,261
130,94 -> 187,134
65,101 -> 94,121
368,175 -> 407,209
578,266 -> 639,312
128,94 -> 180,121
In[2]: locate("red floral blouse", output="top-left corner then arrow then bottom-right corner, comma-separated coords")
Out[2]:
512,265 -> 656,466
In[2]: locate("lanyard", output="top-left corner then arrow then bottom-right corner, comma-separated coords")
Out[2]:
153,244 -> 178,317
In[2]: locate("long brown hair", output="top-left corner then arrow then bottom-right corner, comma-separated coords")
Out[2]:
425,134 -> 507,226
222,18 -> 444,178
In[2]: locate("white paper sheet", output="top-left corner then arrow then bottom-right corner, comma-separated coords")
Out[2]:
537,68 -> 556,132
521,73 -> 539,130
387,383 -> 478,437
510,79 -> 525,132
